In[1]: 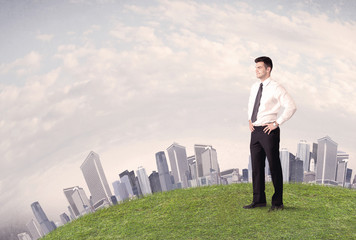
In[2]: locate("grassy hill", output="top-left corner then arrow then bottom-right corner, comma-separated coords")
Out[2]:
44,183 -> 356,240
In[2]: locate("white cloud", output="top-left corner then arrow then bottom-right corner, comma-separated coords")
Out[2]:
0,51 -> 41,76
36,33 -> 54,42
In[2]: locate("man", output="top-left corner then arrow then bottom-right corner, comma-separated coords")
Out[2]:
244,56 -> 296,211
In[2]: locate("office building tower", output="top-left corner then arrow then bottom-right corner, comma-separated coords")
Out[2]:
242,169 -> 248,182
112,180 -> 130,202
149,171 -> 162,193
71,187 -> 92,215
136,166 -> 152,195
26,218 -> 43,240
336,151 -> 349,187
135,176 -> 143,196
119,175 -> 134,197
81,151 -> 113,206
31,201 -> 56,235
119,170 -> 139,196
17,232 -> 32,240
194,144 -> 210,178
187,155 -> 198,187
60,213 -> 71,225
346,168 -> 352,184
296,140 -> 310,172
63,186 -> 92,218
67,206 -> 75,220
167,143 -> 190,188
290,158 -> 304,182
309,158 -> 315,172
156,151 -> 174,192
201,146 -> 220,177
280,148 -> 291,183
316,136 -> 338,185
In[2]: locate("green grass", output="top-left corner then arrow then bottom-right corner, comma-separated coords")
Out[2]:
44,183 -> 356,240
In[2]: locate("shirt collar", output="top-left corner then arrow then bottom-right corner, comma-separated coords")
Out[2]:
261,77 -> 271,87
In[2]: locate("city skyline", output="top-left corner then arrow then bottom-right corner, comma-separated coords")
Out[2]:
1,0 -> 356,232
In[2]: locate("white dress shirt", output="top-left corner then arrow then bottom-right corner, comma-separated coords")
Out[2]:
248,78 -> 297,126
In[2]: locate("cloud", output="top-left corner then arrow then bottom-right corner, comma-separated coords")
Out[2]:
36,33 -> 54,42
0,51 -> 41,76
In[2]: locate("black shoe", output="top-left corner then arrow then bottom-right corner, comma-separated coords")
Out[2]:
243,202 -> 267,209
269,204 -> 284,212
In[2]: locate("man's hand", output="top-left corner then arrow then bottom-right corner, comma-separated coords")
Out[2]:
249,120 -> 255,132
263,122 -> 279,135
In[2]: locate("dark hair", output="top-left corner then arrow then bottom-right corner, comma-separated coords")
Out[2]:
255,56 -> 273,72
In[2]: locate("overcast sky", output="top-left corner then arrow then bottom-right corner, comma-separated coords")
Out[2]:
1,0 -> 355,227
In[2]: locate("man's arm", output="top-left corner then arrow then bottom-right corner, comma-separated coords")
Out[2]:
275,85 -> 297,125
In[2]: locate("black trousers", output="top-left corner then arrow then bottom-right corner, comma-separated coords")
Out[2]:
250,126 -> 283,206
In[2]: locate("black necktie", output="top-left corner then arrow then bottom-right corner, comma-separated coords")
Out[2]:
251,83 -> 263,123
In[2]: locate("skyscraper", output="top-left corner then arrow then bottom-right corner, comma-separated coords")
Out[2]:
63,186 -> 92,218
194,144 -> 209,178
119,170 -> 139,196
201,146 -> 220,177
80,151 -> 113,206
136,166 -> 152,195
187,155 -> 197,187
167,143 -> 189,188
280,148 -> 291,183
290,158 -> 303,183
149,171 -> 162,193
30,201 -> 56,235
59,213 -> 71,225
346,168 -> 352,184
156,151 -> 174,192
296,140 -> 310,172
336,151 -> 349,187
112,180 -> 130,202
316,136 -> 338,185
26,219 -> 43,240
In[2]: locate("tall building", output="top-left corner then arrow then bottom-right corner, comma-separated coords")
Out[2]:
149,171 -> 162,193
119,175 -> 134,197
81,151 -> 113,206
316,136 -> 338,185
242,169 -> 248,182
17,232 -> 32,240
112,180 -> 130,202
187,155 -> 198,187
336,151 -> 349,187
63,186 -> 92,218
346,168 -> 352,184
119,170 -> 139,196
201,146 -> 220,177
59,213 -> 71,225
280,148 -> 291,183
136,166 -> 152,195
30,201 -> 56,235
194,144 -> 210,178
156,151 -> 174,192
26,219 -> 43,240
296,140 -> 310,172
167,143 -> 190,188
290,158 -> 304,183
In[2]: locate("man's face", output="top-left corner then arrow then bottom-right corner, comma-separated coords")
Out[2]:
255,61 -> 270,80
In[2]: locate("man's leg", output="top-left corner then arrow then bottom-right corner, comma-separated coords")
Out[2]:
261,127 -> 283,206
250,131 -> 267,204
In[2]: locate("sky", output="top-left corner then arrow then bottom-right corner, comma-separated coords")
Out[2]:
0,0 -> 356,227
